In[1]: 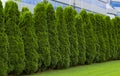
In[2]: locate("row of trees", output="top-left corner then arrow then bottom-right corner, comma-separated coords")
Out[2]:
0,0 -> 120,76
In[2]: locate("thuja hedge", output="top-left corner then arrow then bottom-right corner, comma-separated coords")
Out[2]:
94,14 -> 106,62
56,6 -> 70,68
87,13 -> 98,63
46,3 -> 60,68
34,2 -> 51,70
0,1 -> 8,76
80,10 -> 96,64
104,16 -> 111,60
64,6 -> 79,66
75,15 -> 86,65
4,1 -> 25,75
1,0 -> 120,75
19,9 -> 39,74
112,17 -> 120,59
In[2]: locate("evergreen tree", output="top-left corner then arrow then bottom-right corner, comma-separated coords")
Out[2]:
87,13 -> 99,63
104,16 -> 112,60
100,15 -> 109,61
112,17 -> 119,59
94,14 -> 106,62
107,16 -> 117,60
0,1 -> 8,76
56,6 -> 70,68
80,10 -> 96,64
4,1 -> 25,75
34,3 -> 51,69
75,15 -> 86,64
64,6 -> 79,66
46,3 -> 60,68
19,10 -> 39,74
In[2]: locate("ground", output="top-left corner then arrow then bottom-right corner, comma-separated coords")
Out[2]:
26,60 -> 120,76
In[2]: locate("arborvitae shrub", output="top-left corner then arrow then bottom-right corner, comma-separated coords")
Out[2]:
92,14 -> 101,62
103,16 -> 111,60
19,10 -> 39,74
80,10 -> 96,64
88,13 -> 98,63
108,16 -> 117,60
56,6 -> 70,68
100,15 -> 109,61
0,1 -> 8,76
34,3 -> 51,69
64,6 -> 79,66
112,17 -> 120,59
94,14 -> 106,62
111,19 -> 117,59
4,1 -> 25,75
46,3 -> 60,68
75,15 -> 86,65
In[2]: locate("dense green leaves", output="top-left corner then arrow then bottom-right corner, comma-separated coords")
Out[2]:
0,1 -> 120,75
94,14 -> 106,62
64,6 -> 79,66
87,13 -> 98,63
21,7 -> 29,13
104,16 -> 111,60
75,15 -> 86,64
34,3 -> 51,70
19,10 -> 39,74
0,1 -> 8,76
80,10 -> 96,64
56,6 -> 70,68
112,17 -> 120,59
4,1 -> 25,75
46,3 -> 60,68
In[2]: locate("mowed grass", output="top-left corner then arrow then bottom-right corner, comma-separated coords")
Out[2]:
28,60 -> 120,76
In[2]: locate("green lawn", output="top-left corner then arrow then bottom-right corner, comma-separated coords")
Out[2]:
28,60 -> 120,76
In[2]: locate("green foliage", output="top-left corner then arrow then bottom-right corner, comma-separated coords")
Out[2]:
0,1 -> 8,76
73,9 -> 78,16
56,6 -> 70,68
75,15 -> 86,64
64,6 -> 79,66
104,16 -> 112,60
99,15 -> 109,60
46,3 -> 60,68
80,10 -> 96,64
22,7 -> 29,13
34,3 -> 51,69
94,14 -> 106,62
19,10 -> 39,74
87,13 -> 98,63
110,19 -> 117,60
112,17 -> 120,59
0,1 -> 120,75
4,1 -> 25,75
